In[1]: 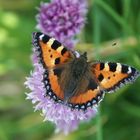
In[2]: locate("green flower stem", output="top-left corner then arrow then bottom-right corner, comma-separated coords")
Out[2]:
96,107 -> 103,140
92,0 -> 103,140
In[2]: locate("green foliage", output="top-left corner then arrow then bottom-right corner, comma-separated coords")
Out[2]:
0,0 -> 140,140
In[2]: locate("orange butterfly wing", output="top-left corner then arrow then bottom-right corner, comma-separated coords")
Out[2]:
69,88 -> 104,110
67,74 -> 105,109
33,32 -> 73,102
92,62 -> 140,93
33,32 -> 73,68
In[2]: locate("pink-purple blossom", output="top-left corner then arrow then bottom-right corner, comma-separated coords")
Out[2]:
36,0 -> 88,49
25,0 -> 98,134
25,52 -> 97,134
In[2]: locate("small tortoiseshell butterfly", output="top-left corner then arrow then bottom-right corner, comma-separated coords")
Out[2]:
32,32 -> 140,110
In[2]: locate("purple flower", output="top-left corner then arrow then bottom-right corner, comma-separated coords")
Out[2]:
36,0 -> 88,48
25,0 -> 97,134
25,52 -> 97,134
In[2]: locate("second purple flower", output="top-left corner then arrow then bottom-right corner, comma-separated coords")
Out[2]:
36,0 -> 88,48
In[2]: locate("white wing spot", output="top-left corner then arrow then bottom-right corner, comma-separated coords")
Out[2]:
127,67 -> 132,74
39,34 -> 44,40
104,63 -> 109,71
116,63 -> 122,73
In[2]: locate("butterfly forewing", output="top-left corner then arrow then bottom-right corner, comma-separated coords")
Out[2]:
92,62 -> 140,93
32,32 -> 73,68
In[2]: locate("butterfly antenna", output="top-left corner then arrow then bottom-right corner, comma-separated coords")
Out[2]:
81,52 -> 87,59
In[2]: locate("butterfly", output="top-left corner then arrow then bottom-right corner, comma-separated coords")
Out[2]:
32,32 -> 140,110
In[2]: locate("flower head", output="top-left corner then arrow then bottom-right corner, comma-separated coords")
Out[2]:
36,0 -> 88,48
25,52 -> 97,134
25,0 -> 97,134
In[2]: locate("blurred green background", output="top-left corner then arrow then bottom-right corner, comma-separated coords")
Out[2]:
0,0 -> 140,140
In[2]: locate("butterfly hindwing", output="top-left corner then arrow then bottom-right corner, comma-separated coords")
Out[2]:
69,88 -> 104,110
92,62 -> 140,93
66,74 -> 105,110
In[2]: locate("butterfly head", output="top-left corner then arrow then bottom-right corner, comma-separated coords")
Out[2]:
73,52 -> 87,66
70,52 -> 88,79
80,52 -> 87,60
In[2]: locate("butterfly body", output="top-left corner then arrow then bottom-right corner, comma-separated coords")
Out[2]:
59,52 -> 94,102
32,32 -> 140,110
